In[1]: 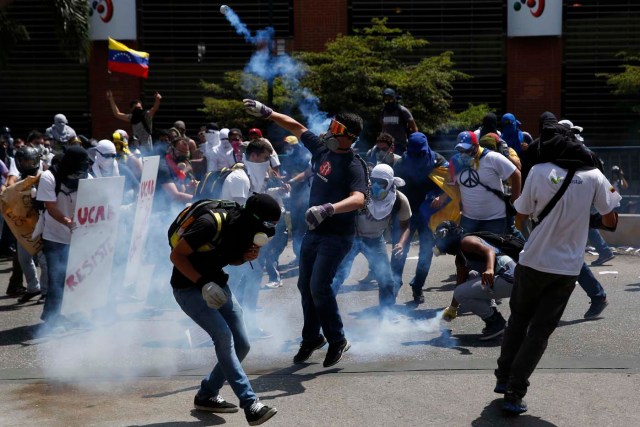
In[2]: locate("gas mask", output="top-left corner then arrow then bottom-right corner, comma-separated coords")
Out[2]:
321,119 -> 357,152
370,177 -> 390,201
433,221 -> 463,256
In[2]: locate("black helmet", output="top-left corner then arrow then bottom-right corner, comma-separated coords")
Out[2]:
15,146 -> 41,177
433,221 -> 463,256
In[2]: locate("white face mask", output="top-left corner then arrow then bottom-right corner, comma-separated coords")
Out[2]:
243,155 -> 270,192
205,131 -> 220,147
94,152 -> 117,177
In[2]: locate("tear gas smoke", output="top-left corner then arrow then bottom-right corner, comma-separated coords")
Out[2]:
221,5 -> 330,134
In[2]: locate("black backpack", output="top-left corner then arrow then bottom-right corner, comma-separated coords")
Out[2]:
193,163 -> 247,201
463,231 -> 525,261
167,199 -> 238,251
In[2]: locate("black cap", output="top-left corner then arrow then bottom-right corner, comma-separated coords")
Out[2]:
244,193 -> 281,223
206,122 -> 219,131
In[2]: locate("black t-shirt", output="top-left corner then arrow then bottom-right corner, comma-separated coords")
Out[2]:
170,213 -> 230,289
300,131 -> 367,236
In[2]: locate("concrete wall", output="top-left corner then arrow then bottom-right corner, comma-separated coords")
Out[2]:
601,214 -> 640,247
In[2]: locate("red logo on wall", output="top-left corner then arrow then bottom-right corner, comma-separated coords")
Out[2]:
319,161 -> 332,176
90,0 -> 114,23
513,0 -> 545,18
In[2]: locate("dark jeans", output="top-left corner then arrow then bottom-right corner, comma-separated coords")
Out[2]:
289,183 -> 310,259
332,235 -> 396,307
577,262 -> 606,301
261,216 -> 288,282
496,264 -> 576,398
41,239 -> 70,323
390,211 -> 434,294
298,232 -> 352,345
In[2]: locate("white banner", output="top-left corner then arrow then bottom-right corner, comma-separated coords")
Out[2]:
62,176 -> 125,316
123,156 -> 159,296
89,0 -> 137,41
508,0 -> 562,37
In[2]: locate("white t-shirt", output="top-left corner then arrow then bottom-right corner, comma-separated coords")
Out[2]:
210,145 -> 236,173
356,190 -> 411,238
219,169 -> 250,205
36,170 -> 78,244
516,163 -> 621,276
8,157 -> 19,178
454,150 -> 516,220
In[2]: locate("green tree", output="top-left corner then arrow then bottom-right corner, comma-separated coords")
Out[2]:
598,52 -> 640,113
0,0 -> 90,68
202,18 -> 489,140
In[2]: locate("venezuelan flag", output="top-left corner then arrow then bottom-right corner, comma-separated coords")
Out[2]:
108,38 -> 149,78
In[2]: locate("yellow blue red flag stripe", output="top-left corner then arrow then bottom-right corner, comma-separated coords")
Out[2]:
108,38 -> 149,78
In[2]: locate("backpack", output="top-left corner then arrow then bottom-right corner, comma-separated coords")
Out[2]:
167,198 -> 238,251
463,231 -> 525,262
193,163 -> 247,201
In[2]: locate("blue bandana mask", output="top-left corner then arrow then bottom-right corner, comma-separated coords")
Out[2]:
371,181 -> 389,201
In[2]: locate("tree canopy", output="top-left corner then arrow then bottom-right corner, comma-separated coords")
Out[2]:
202,18 -> 489,143
598,52 -> 640,113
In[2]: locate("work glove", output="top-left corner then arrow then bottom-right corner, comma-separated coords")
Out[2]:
305,203 -> 335,231
201,282 -> 227,309
442,306 -> 458,322
243,99 -> 273,119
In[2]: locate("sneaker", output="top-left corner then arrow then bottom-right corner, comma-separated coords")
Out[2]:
358,271 -> 376,284
5,286 -> 26,297
293,335 -> 327,364
245,400 -> 277,426
412,289 -> 425,305
323,339 -> 351,368
479,311 -> 506,341
17,291 -> 41,304
264,281 -> 282,289
584,298 -> 608,319
502,392 -> 528,415
194,394 -> 239,413
249,328 -> 273,340
442,306 -> 458,322
591,253 -> 615,266
37,294 -> 46,304
494,382 -> 508,394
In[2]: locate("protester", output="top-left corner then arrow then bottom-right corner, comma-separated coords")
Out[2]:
392,132 -> 450,305
433,221 -> 516,340
380,88 -> 418,155
45,114 -> 77,150
449,131 -> 521,235
169,193 -> 279,425
494,124 -> 620,415
107,90 -> 161,153
332,164 -> 411,312
244,98 -> 367,367
36,146 -> 91,332
500,113 -> 533,154
365,132 -> 401,169
90,140 -> 119,178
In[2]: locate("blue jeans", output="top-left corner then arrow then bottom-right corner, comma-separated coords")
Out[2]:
298,232 -> 352,344
41,240 -> 70,323
261,217 -> 288,282
17,244 -> 48,294
225,262 -> 262,332
289,183 -> 310,259
173,286 -> 256,408
587,227 -> 612,257
460,215 -> 508,235
577,262 -> 606,301
390,211 -> 434,294
332,235 -> 396,307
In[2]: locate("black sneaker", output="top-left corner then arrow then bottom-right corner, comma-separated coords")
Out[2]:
502,392 -> 528,415
584,298 -> 608,319
412,289 -> 425,305
37,294 -> 46,304
245,400 -> 277,426
17,291 -> 41,304
323,339 -> 351,368
494,382 -> 508,394
479,311 -> 506,341
194,394 -> 239,413
293,335 -> 327,364
591,253 -> 615,266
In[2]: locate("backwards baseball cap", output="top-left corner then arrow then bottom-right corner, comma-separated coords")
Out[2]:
406,132 -> 429,155
455,131 -> 478,152
284,135 -> 298,145
248,128 -> 263,138
206,122 -> 219,132
479,132 -> 500,151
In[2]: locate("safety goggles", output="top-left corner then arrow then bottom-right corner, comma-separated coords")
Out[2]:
371,177 -> 389,187
253,214 -> 278,229
327,120 -> 358,140
99,152 -> 117,159
434,227 -> 450,241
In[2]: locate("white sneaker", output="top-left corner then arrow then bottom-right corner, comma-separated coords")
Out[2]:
264,281 -> 282,289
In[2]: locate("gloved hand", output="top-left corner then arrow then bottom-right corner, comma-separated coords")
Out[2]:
305,203 -> 335,230
442,306 -> 458,322
243,99 -> 273,119
201,282 -> 228,309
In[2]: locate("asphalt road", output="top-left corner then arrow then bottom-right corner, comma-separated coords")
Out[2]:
0,243 -> 638,427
